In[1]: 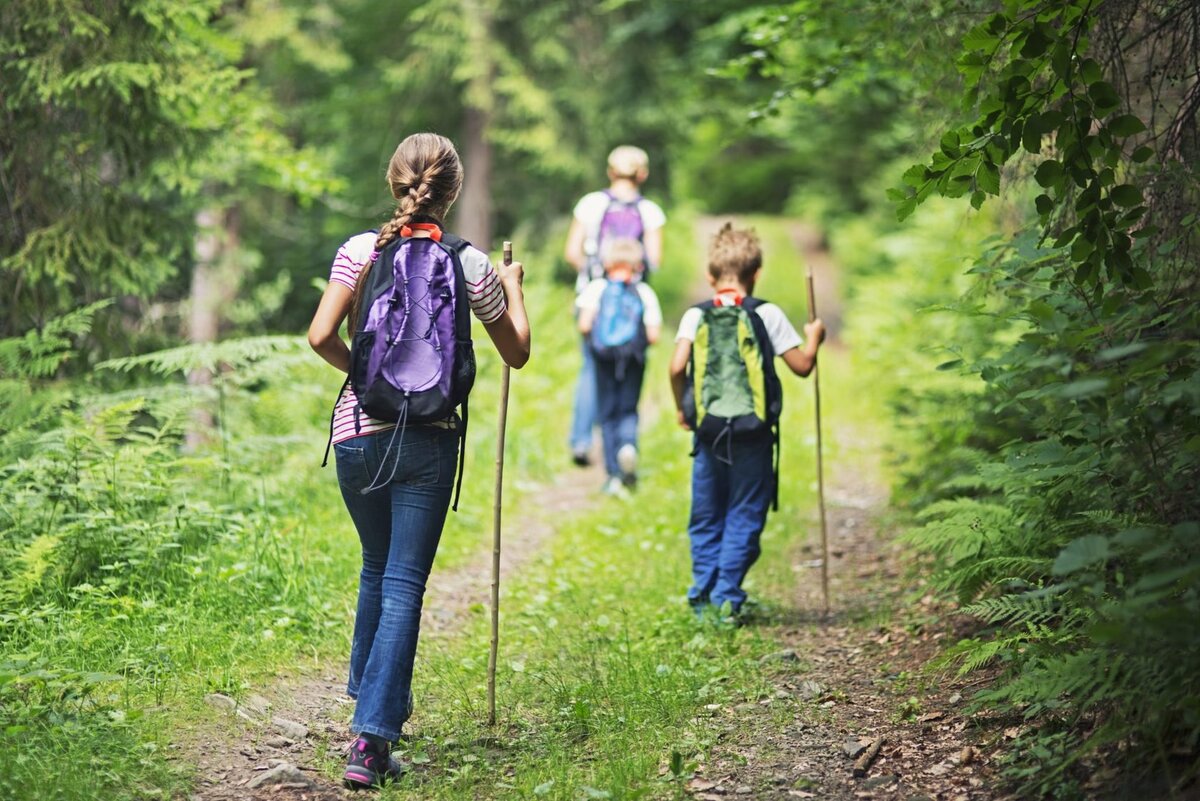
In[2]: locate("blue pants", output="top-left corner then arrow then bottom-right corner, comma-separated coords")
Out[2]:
334,425 -> 459,742
594,356 -> 645,478
570,335 -> 597,453
687,436 -> 774,612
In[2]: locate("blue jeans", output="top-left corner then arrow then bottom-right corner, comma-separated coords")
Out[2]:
570,335 -> 597,453
334,425 -> 459,742
687,436 -> 774,612
594,356 -> 644,478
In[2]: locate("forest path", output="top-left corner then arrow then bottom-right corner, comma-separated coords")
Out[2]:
683,219 -> 998,801
186,456 -> 608,800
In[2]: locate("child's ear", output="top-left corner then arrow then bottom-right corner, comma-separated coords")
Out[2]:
636,167 -> 649,184
706,273 -> 717,287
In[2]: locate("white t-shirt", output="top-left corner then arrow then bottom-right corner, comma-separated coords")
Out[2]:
573,189 -> 666,291
675,302 -> 803,355
327,230 -> 506,444
576,278 -> 663,329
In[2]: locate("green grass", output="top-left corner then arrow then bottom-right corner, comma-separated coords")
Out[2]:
0,214 -> 880,801
323,340 -> 863,800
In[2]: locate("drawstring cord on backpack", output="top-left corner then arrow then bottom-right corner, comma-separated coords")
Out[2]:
359,397 -> 410,494
711,419 -> 735,466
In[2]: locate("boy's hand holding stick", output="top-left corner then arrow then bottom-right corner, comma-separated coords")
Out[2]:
487,241 -> 514,726
806,265 -> 831,617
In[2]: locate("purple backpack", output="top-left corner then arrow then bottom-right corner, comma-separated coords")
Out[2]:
587,190 -> 645,280
326,230 -> 476,507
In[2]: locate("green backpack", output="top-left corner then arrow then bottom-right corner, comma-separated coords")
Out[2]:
682,297 -> 783,505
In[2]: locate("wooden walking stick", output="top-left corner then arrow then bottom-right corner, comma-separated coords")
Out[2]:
487,241 -> 513,726
806,265 -> 831,616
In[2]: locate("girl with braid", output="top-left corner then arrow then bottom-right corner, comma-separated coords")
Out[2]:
308,133 -> 530,788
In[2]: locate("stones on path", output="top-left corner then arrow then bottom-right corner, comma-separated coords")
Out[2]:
205,693 -> 236,713
243,693 -> 272,717
245,762 -> 311,790
796,679 -> 826,700
843,737 -> 871,760
271,716 -> 309,741
204,692 -> 310,746
204,693 -> 258,723
863,773 -> 898,789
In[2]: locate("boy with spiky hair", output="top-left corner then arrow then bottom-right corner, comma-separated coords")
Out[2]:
669,223 -> 825,617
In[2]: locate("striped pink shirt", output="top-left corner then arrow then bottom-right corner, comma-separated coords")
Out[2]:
328,231 -> 507,444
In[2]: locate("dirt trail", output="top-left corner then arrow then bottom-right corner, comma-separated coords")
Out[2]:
682,222 -> 998,801
186,460 -> 606,801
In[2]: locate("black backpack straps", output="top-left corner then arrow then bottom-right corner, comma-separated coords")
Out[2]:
321,374 -> 351,467
741,296 -> 770,340
435,232 -> 473,513
437,233 -> 474,343
357,235 -> 405,333
742,296 -> 779,368
743,297 -> 782,510
452,396 -> 467,512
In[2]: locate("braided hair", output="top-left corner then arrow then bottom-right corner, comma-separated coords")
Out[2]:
349,133 -> 464,331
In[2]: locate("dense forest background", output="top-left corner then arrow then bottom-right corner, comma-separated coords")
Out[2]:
1,1 -> 1197,799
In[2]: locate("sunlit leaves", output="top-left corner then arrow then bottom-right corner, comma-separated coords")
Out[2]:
888,0 -> 1156,294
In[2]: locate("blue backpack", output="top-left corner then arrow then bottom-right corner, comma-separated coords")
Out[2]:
323,229 -> 475,508
589,279 -> 647,367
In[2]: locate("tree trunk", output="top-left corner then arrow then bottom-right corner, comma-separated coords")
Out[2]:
458,105 -> 492,250
186,205 -> 239,449
454,0 -> 493,250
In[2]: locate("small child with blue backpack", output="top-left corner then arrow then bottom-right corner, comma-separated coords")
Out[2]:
669,223 -> 825,618
307,133 -> 530,789
564,146 -> 666,467
577,237 -> 662,495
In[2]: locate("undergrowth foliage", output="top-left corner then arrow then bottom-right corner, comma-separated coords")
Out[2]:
0,312 -> 327,800
883,1 -> 1199,794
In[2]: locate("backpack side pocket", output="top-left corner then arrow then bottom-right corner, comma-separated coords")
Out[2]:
349,330 -> 376,400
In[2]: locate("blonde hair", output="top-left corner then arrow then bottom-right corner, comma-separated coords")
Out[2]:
602,237 -> 645,269
607,145 -> 649,181
708,222 -> 762,286
350,133 -> 464,330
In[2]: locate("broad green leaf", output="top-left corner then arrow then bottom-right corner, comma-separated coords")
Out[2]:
1096,343 -> 1147,362
1052,535 -> 1109,576
1087,81 -> 1121,112
1107,114 -> 1146,136
1034,160 -> 1063,187
1110,184 -> 1143,207
976,160 -> 1000,194
961,23 -> 999,52
901,164 -> 929,188
1058,378 -> 1108,398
